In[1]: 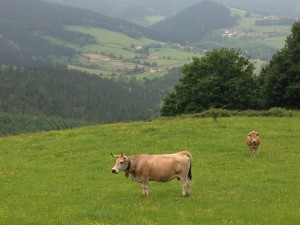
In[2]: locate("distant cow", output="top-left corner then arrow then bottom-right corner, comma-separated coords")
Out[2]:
111,151 -> 192,197
246,131 -> 260,157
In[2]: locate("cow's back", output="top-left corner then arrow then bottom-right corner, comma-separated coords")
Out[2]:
131,151 -> 192,182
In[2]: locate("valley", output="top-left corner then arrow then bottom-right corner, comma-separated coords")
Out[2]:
59,8 -> 292,79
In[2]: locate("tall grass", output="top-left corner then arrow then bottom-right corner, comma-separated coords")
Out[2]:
0,116 -> 299,224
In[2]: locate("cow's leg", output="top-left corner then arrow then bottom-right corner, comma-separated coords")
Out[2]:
187,178 -> 191,196
253,147 -> 258,157
181,177 -> 190,197
141,179 -> 149,196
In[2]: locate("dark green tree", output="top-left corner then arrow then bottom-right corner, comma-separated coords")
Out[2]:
160,48 -> 260,116
260,21 -> 300,109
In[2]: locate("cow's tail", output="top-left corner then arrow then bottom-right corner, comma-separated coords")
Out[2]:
188,161 -> 192,181
184,151 -> 192,181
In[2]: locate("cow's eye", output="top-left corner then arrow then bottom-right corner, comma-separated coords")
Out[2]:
120,161 -> 124,164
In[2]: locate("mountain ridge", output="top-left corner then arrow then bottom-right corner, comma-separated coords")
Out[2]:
41,0 -> 300,21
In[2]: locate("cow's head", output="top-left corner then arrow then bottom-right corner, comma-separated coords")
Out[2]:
248,131 -> 259,146
111,153 -> 130,174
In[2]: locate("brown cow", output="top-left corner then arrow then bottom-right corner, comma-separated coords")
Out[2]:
111,151 -> 192,197
246,131 -> 260,157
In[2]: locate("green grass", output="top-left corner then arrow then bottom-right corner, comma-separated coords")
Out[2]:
1,116 -> 299,224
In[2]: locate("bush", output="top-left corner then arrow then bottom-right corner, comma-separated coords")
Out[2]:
267,107 -> 296,117
160,108 -> 300,120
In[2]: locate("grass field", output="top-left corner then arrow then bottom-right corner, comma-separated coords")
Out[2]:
1,116 -> 299,224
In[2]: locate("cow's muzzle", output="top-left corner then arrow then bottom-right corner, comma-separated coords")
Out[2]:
112,169 -> 118,174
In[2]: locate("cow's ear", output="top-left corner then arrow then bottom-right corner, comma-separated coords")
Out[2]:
248,132 -> 251,136
256,132 -> 259,136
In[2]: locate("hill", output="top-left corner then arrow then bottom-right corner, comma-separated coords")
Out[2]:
149,1 -> 237,44
0,0 -> 152,67
1,116 -> 299,224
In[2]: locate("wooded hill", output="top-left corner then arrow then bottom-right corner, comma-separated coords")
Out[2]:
150,1 -> 237,43
0,67 -> 181,128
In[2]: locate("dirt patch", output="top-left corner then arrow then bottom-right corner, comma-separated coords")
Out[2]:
86,54 -> 110,62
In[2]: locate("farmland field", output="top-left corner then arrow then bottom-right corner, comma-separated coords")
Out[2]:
64,26 -> 198,79
1,116 -> 299,224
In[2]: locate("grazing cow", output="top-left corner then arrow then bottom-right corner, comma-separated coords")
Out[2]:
111,151 -> 192,197
246,131 -> 260,157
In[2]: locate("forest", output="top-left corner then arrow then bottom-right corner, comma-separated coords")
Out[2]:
0,67 -> 181,132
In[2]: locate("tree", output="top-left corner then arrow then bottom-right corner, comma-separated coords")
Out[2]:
160,48 -> 260,116
260,21 -> 300,109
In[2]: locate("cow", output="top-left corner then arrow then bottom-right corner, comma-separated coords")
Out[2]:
111,151 -> 192,197
246,131 -> 260,157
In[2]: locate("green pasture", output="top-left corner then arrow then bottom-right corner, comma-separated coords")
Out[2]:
1,116 -> 299,224
67,26 -> 157,49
